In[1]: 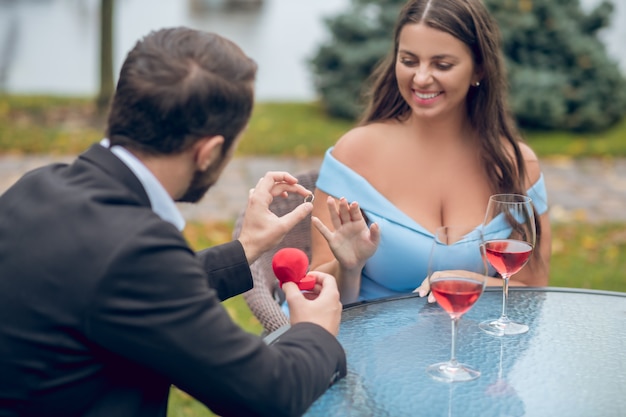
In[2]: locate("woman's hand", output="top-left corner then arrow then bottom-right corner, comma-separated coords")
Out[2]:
311,196 -> 380,272
413,277 -> 436,303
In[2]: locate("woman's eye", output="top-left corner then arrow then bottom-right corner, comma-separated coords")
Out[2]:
400,58 -> 417,66
435,62 -> 453,70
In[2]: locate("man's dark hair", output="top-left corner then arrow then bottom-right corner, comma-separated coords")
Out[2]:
107,27 -> 257,156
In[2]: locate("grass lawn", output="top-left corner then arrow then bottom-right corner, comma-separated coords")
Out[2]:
3,95 -> 626,158
2,95 -> 626,416
172,218 -> 626,417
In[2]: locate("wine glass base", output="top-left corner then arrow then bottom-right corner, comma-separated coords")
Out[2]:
479,319 -> 529,336
426,362 -> 480,382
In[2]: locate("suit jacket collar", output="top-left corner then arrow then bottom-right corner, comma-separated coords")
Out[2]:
79,143 -> 151,207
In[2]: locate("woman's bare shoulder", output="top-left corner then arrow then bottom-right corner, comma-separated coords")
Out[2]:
332,122 -> 395,163
499,138 -> 542,185
517,141 -> 541,185
518,141 -> 539,163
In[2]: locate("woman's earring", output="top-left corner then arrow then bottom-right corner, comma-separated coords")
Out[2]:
474,81 -> 480,87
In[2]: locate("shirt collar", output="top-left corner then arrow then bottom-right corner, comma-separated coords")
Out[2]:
100,139 -> 186,231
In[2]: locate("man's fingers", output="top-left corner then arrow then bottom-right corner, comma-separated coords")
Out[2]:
303,272 -> 339,303
279,203 -> 313,230
268,183 -> 311,199
253,175 -> 311,202
282,281 -> 301,299
247,183 -> 311,213
307,271 -> 338,292
258,171 -> 298,186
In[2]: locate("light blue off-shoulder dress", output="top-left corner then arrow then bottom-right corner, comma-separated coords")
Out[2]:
316,148 -> 549,302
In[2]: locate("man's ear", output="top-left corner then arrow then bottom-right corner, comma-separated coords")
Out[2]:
195,135 -> 225,171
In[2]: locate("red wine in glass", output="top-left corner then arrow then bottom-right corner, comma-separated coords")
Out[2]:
430,277 -> 484,319
479,194 -> 536,336
484,239 -> 532,277
426,226 -> 487,383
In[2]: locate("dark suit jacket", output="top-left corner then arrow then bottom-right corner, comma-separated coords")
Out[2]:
0,144 -> 346,417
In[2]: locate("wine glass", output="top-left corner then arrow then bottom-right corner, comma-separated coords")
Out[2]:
479,194 -> 536,336
426,226 -> 488,383
485,338 -> 517,397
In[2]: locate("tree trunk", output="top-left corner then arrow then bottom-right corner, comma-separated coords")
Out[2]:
96,0 -> 114,115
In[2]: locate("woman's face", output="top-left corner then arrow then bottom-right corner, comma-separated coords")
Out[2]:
395,23 -> 479,121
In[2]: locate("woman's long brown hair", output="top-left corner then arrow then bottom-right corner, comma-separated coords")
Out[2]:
359,0 -> 543,262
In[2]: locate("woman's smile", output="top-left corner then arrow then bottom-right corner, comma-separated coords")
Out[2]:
413,90 -> 443,103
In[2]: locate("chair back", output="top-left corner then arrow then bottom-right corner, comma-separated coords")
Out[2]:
232,170 -> 318,333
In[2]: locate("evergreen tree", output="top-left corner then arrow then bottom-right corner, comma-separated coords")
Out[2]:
310,0 -> 406,119
310,0 -> 626,131
486,0 -> 626,130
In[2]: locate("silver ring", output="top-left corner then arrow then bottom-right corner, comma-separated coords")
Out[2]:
304,194 -> 315,203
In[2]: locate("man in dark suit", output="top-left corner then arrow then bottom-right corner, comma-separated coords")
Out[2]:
0,27 -> 345,417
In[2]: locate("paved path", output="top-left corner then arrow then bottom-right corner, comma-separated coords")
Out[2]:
1,154 -> 625,223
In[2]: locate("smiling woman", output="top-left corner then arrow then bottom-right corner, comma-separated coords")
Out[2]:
309,0 -> 551,305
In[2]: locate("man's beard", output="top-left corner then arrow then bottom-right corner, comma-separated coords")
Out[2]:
176,166 -> 219,203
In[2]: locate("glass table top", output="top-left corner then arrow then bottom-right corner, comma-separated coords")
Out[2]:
304,287 -> 626,417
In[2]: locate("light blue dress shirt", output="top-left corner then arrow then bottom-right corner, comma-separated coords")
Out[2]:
100,139 -> 186,231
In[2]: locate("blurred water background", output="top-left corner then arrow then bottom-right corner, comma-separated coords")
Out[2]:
0,0 -> 624,101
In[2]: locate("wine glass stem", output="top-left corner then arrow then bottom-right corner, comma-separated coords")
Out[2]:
449,317 -> 459,367
500,275 -> 510,322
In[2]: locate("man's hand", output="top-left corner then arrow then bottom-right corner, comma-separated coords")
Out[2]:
238,171 -> 313,264
283,272 -> 342,336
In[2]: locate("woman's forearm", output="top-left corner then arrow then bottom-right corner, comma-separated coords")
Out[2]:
312,259 -> 362,304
